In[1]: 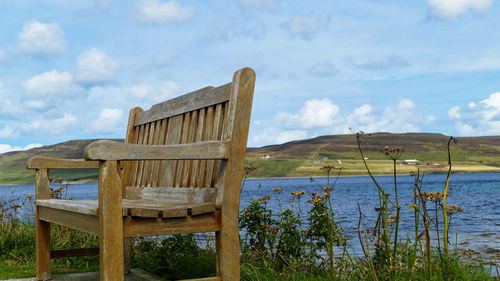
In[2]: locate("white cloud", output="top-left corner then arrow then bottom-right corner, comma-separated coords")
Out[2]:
23,113 -> 78,135
275,98 -> 341,129
129,81 -> 179,105
250,98 -> 435,147
448,106 -> 461,119
76,48 -> 117,85
448,92 -> 500,135
397,99 -> 416,111
130,84 -> 154,100
136,0 -> 194,23
455,121 -> 477,135
0,143 -> 43,154
0,126 -> 17,139
87,108 -> 124,134
282,16 -> 319,40
249,127 -> 307,147
308,61 -> 337,77
276,130 -> 307,144
25,100 -> 48,110
428,0 -> 493,18
0,82 -> 19,116
24,70 -> 78,96
0,49 -> 5,62
348,98 -> 433,133
17,20 -> 66,55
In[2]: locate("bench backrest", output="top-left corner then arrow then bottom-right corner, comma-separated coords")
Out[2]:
120,68 -> 255,207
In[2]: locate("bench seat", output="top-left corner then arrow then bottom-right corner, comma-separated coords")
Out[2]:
36,199 -> 215,218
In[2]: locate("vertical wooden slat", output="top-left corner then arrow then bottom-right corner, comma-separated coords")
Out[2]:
175,112 -> 191,187
182,110 -> 198,187
198,106 -> 213,187
135,123 -> 149,186
128,124 -> 143,186
152,119 -> 168,187
203,105 -> 217,187
210,103 -> 225,186
191,108 -> 206,187
158,115 -> 183,186
142,121 -> 158,187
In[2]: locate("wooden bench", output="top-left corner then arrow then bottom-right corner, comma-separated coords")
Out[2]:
27,68 -> 256,281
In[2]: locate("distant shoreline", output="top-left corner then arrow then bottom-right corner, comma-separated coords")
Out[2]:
1,170 -> 499,186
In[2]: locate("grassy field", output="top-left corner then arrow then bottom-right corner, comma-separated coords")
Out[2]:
246,133 -> 500,178
245,158 -> 500,178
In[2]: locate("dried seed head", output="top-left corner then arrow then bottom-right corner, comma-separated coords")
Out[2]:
257,196 -> 271,201
290,190 -> 306,198
445,205 -> 463,215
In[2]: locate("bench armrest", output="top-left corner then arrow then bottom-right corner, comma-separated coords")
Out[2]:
27,157 -> 99,170
84,140 -> 230,161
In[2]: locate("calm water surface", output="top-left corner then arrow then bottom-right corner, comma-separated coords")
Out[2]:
2,172 -> 499,261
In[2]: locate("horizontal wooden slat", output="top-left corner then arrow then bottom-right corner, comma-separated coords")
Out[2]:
135,83 -> 231,125
51,247 -> 99,259
27,157 -> 99,169
124,186 -> 217,204
123,211 -> 220,237
37,199 -> 98,216
38,206 -> 99,235
37,199 -> 215,218
85,140 -> 230,161
179,277 -> 220,281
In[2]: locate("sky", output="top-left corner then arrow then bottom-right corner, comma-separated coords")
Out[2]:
0,0 -> 500,153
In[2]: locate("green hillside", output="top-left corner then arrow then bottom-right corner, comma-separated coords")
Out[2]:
1,133 -> 499,185
245,133 -> 500,178
0,139 -> 115,185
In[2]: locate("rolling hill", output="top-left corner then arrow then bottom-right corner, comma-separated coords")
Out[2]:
0,139 -> 116,184
1,133 -> 499,184
245,133 -> 500,178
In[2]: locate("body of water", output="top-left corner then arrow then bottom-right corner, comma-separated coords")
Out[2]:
2,172 -> 499,262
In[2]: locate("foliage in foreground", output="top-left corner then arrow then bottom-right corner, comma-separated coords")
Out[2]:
0,137 -> 498,280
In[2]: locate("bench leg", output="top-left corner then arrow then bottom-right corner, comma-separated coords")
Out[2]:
216,212 -> 240,281
124,238 -> 131,274
36,216 -> 51,281
98,160 -> 124,281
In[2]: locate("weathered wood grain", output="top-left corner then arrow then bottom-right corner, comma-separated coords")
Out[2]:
134,124 -> 147,186
98,160 -> 124,281
135,84 -> 231,125
183,109 -> 199,187
38,206 -> 99,235
27,157 -> 99,169
122,107 -> 143,189
180,277 -> 221,281
125,186 -> 217,204
35,169 -> 51,281
123,211 -> 220,237
29,67 -> 255,281
50,247 -> 99,259
37,197 -> 215,218
121,107 -> 142,274
175,112 -> 191,187
85,140 -> 230,161
215,67 -> 255,281
37,199 -> 99,215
